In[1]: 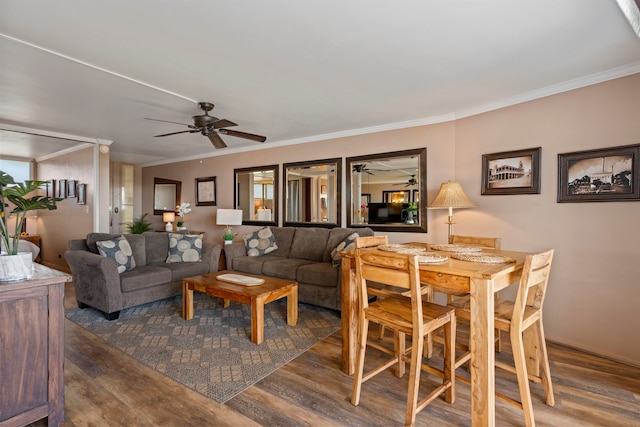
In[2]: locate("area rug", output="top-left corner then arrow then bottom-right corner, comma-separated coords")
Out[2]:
65,294 -> 341,403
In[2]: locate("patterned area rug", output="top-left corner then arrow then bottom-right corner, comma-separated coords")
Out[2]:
65,293 -> 341,403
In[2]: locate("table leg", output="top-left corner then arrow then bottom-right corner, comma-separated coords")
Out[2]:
251,296 -> 265,345
341,256 -> 357,374
182,281 -> 194,320
287,285 -> 298,326
469,277 -> 495,427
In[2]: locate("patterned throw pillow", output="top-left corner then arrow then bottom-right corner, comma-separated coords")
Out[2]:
166,233 -> 203,263
331,232 -> 359,267
243,227 -> 278,257
96,236 -> 136,274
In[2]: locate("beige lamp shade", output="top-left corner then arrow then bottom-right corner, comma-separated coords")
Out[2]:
428,181 -> 477,209
216,209 -> 243,226
162,212 -> 176,222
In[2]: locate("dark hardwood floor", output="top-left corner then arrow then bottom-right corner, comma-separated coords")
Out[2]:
29,283 -> 640,426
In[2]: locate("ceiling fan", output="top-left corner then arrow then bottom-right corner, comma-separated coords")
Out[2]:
145,102 -> 266,149
394,175 -> 418,187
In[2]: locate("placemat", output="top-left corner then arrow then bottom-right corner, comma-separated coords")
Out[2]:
417,253 -> 449,264
430,243 -> 484,253
451,253 -> 516,264
378,244 -> 426,254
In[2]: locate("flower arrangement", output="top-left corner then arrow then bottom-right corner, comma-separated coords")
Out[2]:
176,202 -> 191,227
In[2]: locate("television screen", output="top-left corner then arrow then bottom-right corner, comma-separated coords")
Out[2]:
367,202 -> 408,224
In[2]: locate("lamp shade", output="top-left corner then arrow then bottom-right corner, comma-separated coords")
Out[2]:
162,212 -> 176,222
428,181 -> 477,209
216,209 -> 243,226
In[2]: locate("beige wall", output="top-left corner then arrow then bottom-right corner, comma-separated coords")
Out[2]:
143,73 -> 639,366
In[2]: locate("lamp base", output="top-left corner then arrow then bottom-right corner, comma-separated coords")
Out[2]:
165,223 -> 173,232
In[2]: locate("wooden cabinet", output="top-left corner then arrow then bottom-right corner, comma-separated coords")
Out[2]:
0,264 -> 70,427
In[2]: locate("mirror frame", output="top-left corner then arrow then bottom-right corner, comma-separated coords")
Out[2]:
283,157 -> 342,228
234,164 -> 279,226
346,148 -> 427,233
153,177 -> 181,216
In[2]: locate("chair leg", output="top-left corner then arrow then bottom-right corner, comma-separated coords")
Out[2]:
535,320 -> 555,406
405,331 -> 424,427
395,330 -> 406,378
443,315 -> 456,403
511,328 -> 536,427
351,318 -> 369,406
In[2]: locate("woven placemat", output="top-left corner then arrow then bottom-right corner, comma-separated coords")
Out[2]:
451,253 -> 516,264
417,253 -> 449,264
430,243 -> 484,253
378,244 -> 426,254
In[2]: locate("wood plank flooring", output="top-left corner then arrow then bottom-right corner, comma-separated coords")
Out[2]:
28,283 -> 640,426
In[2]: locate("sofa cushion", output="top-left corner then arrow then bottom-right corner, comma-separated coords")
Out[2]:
232,255 -> 286,275
166,233 -> 203,263
244,227 -> 278,256
268,227 -> 295,258
155,261 -> 211,282
96,236 -> 136,274
323,227 -> 374,262
88,233 -> 146,265
120,265 -> 173,292
330,232 -> 359,267
143,232 -> 170,264
296,262 -> 340,288
262,258 -> 316,280
289,227 -> 330,261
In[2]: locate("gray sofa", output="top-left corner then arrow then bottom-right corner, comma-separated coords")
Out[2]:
65,231 -> 221,320
224,226 -> 374,311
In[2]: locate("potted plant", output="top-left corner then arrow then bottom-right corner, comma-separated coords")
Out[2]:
222,227 -> 236,244
0,171 -> 59,281
126,213 -> 152,234
176,202 -> 191,231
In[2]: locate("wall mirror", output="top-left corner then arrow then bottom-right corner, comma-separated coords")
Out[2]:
154,177 -> 181,215
347,148 -> 427,232
284,158 -> 341,228
234,165 -> 278,226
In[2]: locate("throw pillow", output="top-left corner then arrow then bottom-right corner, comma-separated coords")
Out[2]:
244,227 -> 278,257
96,236 -> 136,274
331,232 -> 359,267
166,233 -> 203,263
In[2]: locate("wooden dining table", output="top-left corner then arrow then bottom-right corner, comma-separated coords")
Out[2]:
340,243 -> 530,427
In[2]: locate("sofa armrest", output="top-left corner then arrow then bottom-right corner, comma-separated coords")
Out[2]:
223,242 -> 246,270
202,243 -> 222,273
64,250 -> 123,313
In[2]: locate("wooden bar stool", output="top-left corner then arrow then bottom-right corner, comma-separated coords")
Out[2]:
350,247 -> 456,427
449,249 -> 555,427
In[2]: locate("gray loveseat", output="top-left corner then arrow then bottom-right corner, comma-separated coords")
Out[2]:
65,231 -> 221,320
224,226 -> 373,311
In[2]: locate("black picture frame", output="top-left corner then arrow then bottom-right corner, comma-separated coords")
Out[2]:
557,144 -> 640,203
46,180 -> 56,198
382,190 -> 410,203
67,180 -> 77,198
482,147 -> 541,195
77,183 -> 86,205
57,179 -> 67,198
196,176 -> 217,206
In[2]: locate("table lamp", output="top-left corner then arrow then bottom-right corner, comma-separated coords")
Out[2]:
216,209 -> 243,244
427,181 -> 477,242
163,212 -> 175,232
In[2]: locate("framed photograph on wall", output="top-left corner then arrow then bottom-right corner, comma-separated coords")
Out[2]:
46,180 -> 56,198
77,183 -> 86,204
382,190 -> 410,203
557,144 -> 640,203
482,147 -> 541,195
67,180 -> 77,198
57,179 -> 67,198
196,176 -> 217,206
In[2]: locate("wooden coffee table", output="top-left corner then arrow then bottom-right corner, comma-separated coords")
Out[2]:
182,270 -> 298,344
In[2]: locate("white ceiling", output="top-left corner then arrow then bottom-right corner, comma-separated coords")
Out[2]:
1,1 -> 640,166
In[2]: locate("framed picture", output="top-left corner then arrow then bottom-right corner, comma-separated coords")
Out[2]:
77,183 -> 86,205
482,147 -> 541,195
558,144 -> 640,203
320,184 -> 327,195
46,180 -> 56,198
196,176 -> 217,206
57,179 -> 67,198
412,189 -> 419,203
67,180 -> 77,198
361,193 -> 371,206
382,190 -> 410,203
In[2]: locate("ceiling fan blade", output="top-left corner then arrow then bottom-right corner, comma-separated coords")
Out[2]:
212,119 -> 237,129
154,130 -> 197,137
145,117 -> 193,127
207,132 -> 227,149
219,129 -> 266,142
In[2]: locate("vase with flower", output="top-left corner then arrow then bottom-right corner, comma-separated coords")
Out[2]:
176,202 -> 191,231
